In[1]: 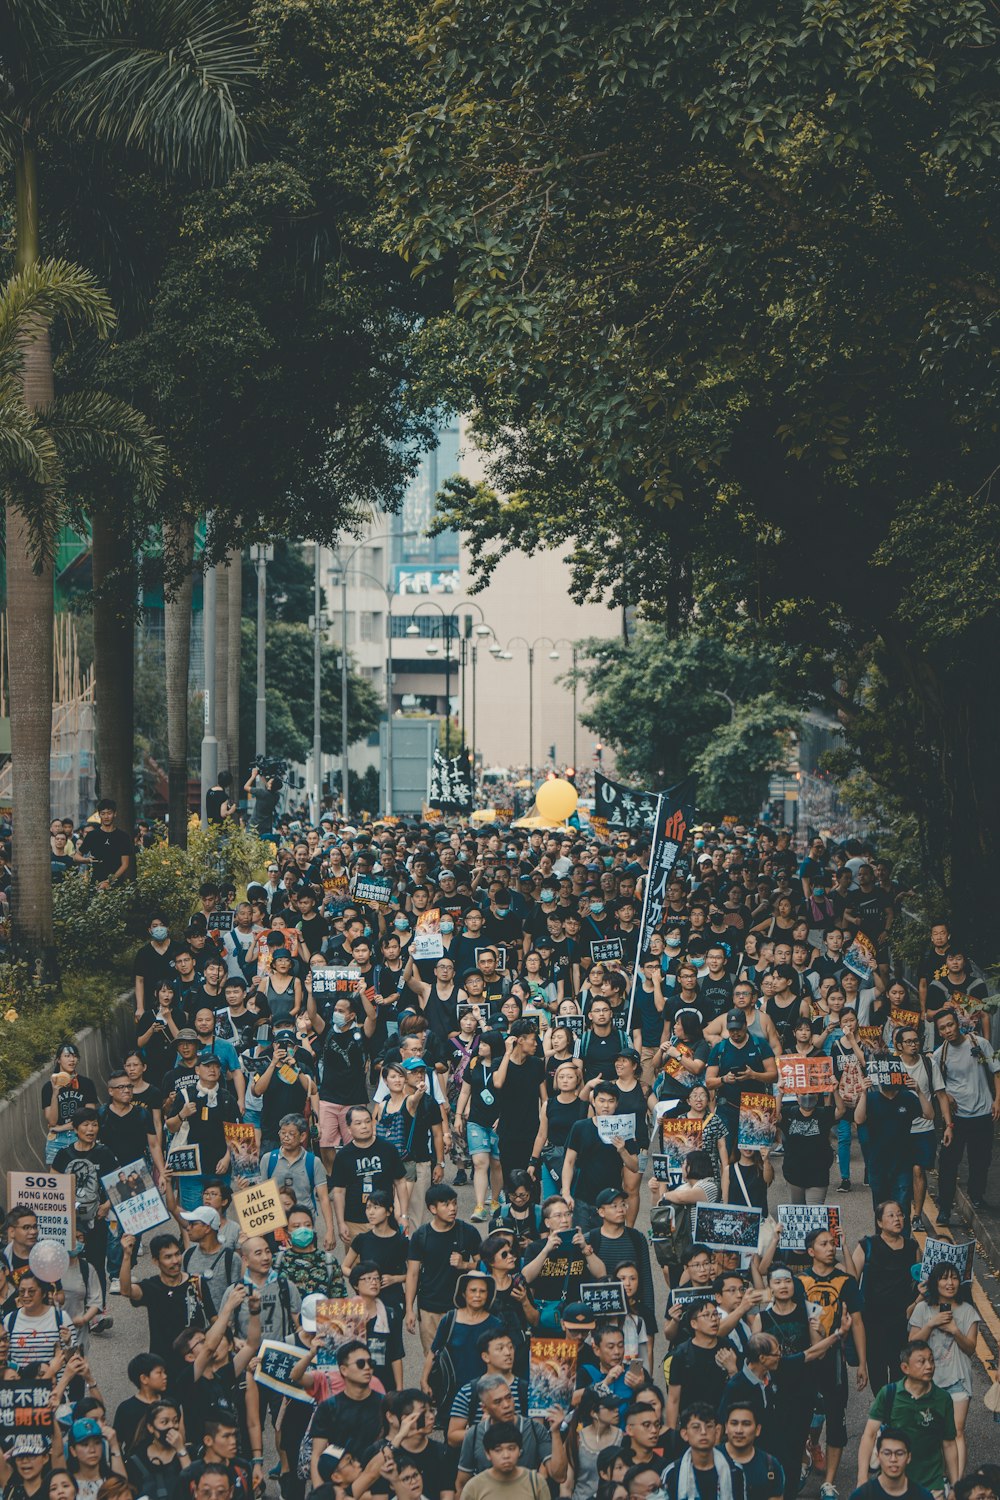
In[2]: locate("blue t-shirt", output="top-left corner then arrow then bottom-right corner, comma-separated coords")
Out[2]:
708,1037 -> 774,1108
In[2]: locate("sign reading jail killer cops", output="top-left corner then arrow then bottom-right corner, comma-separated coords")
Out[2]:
590,938 -> 624,964
7,1172 -> 75,1251
234,1178 -> 288,1237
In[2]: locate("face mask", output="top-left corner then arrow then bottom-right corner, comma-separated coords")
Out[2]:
665,940 -> 680,951
331,1012 -> 349,1031
694,838 -> 705,850
394,919 -> 409,932
691,957 -> 706,968
363,925 -> 372,937
290,1227 -> 315,1249
602,857 -> 614,869
813,887 -> 825,897
440,920 -> 454,934
495,902 -> 509,913
150,925 -> 168,942
540,890 -> 554,903
590,902 -> 604,915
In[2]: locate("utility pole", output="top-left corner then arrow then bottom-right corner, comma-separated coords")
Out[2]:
571,645 -> 578,770
340,564 -> 349,819
200,526 -> 218,825
254,544 -> 272,758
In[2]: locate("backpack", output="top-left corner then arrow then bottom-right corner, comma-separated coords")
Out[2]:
183,1243 -> 239,1288
426,1310 -> 459,1414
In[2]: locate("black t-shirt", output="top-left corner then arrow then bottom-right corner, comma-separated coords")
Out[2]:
52,1141 -> 117,1229
668,1336 -> 731,1409
41,1074 -> 98,1127
250,786 -> 280,833
698,974 -> 735,1022
205,788 -> 228,825
565,1118 -> 632,1203
779,1102 -> 835,1188
348,1229 -> 408,1306
543,1095 -> 588,1148
525,1233 -> 588,1303
79,824 -> 131,881
406,1220 -> 482,1313
133,941 -> 181,994
137,1273 -> 216,1362
330,1141 -> 406,1222
365,1435 -> 448,1497
99,1102 -> 154,1168
312,1390 -> 386,1455
257,1048 -> 316,1139
579,1028 -> 623,1081
462,1056 -> 501,1129
174,1084 -> 240,1167
319,1027 -> 370,1105
865,1089 -> 922,1164
496,1055 -> 545,1140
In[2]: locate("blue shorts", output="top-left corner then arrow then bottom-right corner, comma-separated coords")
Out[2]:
467,1122 -> 500,1158
912,1133 -> 936,1170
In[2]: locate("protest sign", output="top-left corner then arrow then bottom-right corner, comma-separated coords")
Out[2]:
579,1282 -> 628,1318
412,908 -> 444,961
660,1044 -> 702,1091
668,1286 -> 715,1307
559,1015 -> 585,1038
528,1338 -> 578,1417
626,782 -> 696,1030
351,873 -> 394,906
254,1341 -> 312,1402
456,1001 -> 496,1026
210,911 -> 234,933
234,1178 -> 288,1237
738,1093 -> 778,1151
594,1113 -> 636,1145
692,1203 -> 761,1253
100,1160 -> 170,1237
844,932 -> 878,981
858,1027 -> 886,1057
323,874 -> 350,899
651,1155 -> 682,1184
777,1055 -> 835,1094
890,1008 -> 923,1033
0,1379 -> 54,1442
224,1123 -> 260,1181
165,1143 -> 201,1177
590,938 -> 624,964
594,773 -> 660,834
310,966 -> 361,998
655,1115 -> 704,1168
315,1298 -> 368,1367
429,749 -> 474,814
866,1056 -> 908,1089
7,1172 -> 74,1251
777,1203 -> 842,1252
921,1236 -> 974,1285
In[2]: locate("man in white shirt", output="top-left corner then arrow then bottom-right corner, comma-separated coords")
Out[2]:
932,1008 -> 1000,1225
894,1025 -> 953,1231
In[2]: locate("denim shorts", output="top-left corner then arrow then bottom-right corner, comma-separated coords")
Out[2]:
467,1122 -> 500,1158
911,1132 -> 936,1170
939,1375 -> 973,1403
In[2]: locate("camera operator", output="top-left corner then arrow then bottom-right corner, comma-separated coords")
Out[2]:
244,763 -> 283,837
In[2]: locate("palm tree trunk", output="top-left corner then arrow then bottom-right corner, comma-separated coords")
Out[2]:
163,515 -> 194,847
226,549 -> 241,789
8,141 -> 56,973
214,557 -> 229,784
92,508 -> 135,859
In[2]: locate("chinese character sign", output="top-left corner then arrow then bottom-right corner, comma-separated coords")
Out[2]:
429,750 -> 474,813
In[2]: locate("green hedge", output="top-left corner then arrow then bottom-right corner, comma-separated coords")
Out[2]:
1,825 -> 276,1099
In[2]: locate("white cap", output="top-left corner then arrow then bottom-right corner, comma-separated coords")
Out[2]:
180,1206 -> 221,1230
300,1292 -> 324,1332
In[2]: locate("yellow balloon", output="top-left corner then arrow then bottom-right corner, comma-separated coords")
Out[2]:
535,778 -> 579,823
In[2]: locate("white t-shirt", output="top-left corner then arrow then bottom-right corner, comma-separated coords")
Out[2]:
909,1298 -> 979,1389
899,1054 -> 945,1134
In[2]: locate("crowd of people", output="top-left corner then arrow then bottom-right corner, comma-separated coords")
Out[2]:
6,810 -> 1000,1500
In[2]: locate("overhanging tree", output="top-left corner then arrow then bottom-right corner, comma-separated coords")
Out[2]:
388,0 -> 1000,952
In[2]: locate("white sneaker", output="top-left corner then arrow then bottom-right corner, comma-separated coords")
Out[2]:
109,1277 -> 121,1295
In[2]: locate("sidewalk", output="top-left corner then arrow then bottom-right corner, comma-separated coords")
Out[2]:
932,1120 -> 1000,1281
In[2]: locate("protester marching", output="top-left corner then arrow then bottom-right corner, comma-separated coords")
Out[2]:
6,781 -> 1000,1500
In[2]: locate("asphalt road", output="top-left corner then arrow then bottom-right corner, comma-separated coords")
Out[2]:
84,1138 -> 1000,1495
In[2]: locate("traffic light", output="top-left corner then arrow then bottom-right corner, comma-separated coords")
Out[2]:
594,743 -> 603,763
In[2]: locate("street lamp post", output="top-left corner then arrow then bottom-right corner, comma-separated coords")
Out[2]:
200,524 -> 218,825
498,635 -> 574,783
254,544 -> 273,758
344,564 -> 400,814
312,544 -> 324,817
409,600 -> 493,761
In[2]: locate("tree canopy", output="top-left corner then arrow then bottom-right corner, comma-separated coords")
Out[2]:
387,0 -> 1000,948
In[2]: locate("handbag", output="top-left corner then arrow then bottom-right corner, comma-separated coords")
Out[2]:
539,1143 -> 566,1178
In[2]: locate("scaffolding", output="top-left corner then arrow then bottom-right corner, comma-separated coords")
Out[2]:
0,613 -> 96,825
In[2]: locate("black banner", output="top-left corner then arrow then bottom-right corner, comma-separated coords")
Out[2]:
594,772 -> 659,832
429,749 -> 474,813
626,785 -> 696,1028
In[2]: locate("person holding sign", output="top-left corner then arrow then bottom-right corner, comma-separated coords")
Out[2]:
164,1052 -> 239,1213
561,1083 -> 639,1234
705,1012 -> 777,1150
854,1071 -> 930,1226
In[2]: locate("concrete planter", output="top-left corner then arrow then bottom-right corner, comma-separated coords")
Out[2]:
0,995 -> 135,1173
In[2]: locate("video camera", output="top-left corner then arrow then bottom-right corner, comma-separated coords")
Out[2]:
251,754 -> 288,782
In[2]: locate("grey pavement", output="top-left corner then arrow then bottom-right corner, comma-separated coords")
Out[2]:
83,1134 -> 1000,1494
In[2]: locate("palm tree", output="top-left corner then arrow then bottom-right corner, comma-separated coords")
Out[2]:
0,0 -> 254,946
0,259 -> 164,970
164,515 -> 195,845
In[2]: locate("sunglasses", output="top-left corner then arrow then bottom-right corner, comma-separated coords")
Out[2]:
350,1358 -> 372,1368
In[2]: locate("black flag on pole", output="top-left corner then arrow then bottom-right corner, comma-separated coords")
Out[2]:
626,782 -> 697,1029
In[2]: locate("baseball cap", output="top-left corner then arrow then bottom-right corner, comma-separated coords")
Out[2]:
180,1207 -> 221,1231
317,1445 -> 352,1480
595,1187 -> 627,1208
70,1419 -> 103,1444
561,1301 -> 596,1328
725,1010 -> 747,1030
401,1057 -> 427,1071
299,1292 -> 324,1332
196,1049 -> 222,1064
175,1029 -> 199,1042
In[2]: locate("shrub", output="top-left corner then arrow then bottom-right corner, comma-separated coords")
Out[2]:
0,961 -> 125,1097
135,843 -> 199,928
53,871 -> 135,968
187,822 -> 275,893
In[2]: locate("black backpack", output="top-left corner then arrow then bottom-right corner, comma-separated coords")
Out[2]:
426,1310 -> 459,1415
